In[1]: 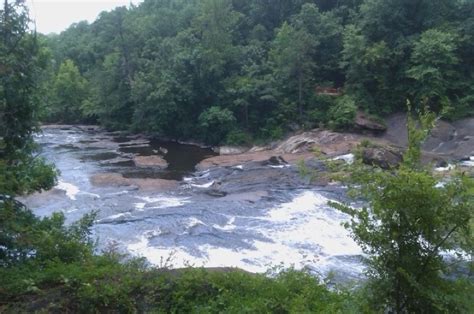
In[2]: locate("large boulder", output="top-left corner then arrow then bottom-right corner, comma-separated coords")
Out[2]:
354,112 -> 387,133
361,147 -> 403,169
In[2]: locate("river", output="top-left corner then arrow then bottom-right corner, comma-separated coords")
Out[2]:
22,126 -> 364,282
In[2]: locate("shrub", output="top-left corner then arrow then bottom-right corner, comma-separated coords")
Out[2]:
198,106 -> 236,145
225,129 -> 253,146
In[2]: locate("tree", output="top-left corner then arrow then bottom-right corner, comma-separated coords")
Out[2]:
406,29 -> 461,113
331,109 -> 473,313
340,25 -> 396,113
1,0 -> 57,265
198,106 -> 236,144
49,59 -> 88,123
0,0 -> 56,196
270,21 -> 317,119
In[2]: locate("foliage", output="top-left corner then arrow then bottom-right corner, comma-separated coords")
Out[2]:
330,109 -> 474,313
327,95 -> 357,130
0,200 -> 95,266
33,0 -> 473,143
406,29 -> 461,114
1,258 -> 357,313
47,59 -> 89,123
198,106 -> 236,145
0,0 -> 57,197
225,129 -> 253,146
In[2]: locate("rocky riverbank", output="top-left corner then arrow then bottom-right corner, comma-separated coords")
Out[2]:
201,113 -> 474,172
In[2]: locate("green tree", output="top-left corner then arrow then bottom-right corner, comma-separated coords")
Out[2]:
1,0 -> 57,264
0,0 -> 56,196
49,59 -> 88,123
198,106 -> 236,145
270,21 -> 317,119
331,109 -> 473,313
340,25 -> 395,113
327,95 -> 357,130
406,29 -> 461,113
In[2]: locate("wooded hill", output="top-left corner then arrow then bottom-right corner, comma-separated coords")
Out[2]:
40,0 -> 474,144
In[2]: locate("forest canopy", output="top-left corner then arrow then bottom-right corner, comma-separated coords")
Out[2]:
38,0 -> 474,145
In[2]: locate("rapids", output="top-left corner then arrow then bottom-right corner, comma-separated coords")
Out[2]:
22,126 -> 365,282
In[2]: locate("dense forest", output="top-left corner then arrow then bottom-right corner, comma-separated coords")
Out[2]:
40,0 -> 474,144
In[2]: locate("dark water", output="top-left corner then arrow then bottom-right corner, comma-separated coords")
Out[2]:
117,139 -> 216,181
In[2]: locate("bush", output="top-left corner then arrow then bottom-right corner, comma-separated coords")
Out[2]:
198,106 -> 236,145
1,257 -> 354,312
327,95 -> 357,131
225,129 -> 253,146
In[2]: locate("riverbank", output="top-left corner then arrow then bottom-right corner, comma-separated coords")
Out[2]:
199,113 -> 474,172
41,113 -> 474,172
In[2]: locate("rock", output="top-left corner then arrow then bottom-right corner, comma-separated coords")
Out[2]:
423,120 -> 457,152
434,159 -> 448,168
197,150 -> 316,170
276,131 -> 319,153
99,157 -> 133,165
206,190 -> 228,197
304,159 -> 326,171
383,113 -> 408,146
133,155 -> 168,168
248,145 -> 271,153
354,112 -> 387,133
275,130 -> 359,155
214,146 -> 249,155
383,114 -> 474,160
130,178 -> 178,191
90,173 -> 131,187
361,147 -> 403,169
262,156 -> 287,166
90,173 -> 177,191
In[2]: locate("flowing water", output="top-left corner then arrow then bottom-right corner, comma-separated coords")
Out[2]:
22,126 -> 365,282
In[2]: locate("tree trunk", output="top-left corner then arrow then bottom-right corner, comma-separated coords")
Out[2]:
298,70 -> 303,119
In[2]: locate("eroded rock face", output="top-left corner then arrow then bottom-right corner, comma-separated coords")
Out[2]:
196,151 -> 316,170
133,155 -> 168,168
275,130 -> 360,155
383,114 -> 474,159
361,147 -> 403,169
